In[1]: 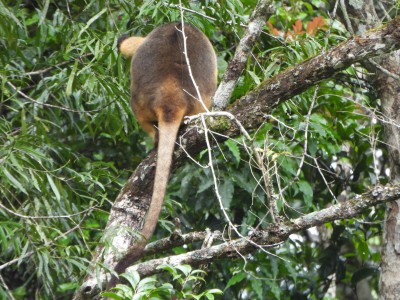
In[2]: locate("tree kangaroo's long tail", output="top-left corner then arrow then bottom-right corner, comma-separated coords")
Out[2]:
141,119 -> 181,239
110,117 -> 181,286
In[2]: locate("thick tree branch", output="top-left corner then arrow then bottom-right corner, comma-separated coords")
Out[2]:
75,16 -> 400,299
213,0 -> 274,109
128,184 -> 400,277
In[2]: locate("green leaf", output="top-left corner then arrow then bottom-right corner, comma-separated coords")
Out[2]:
157,264 -> 178,278
66,60 -> 79,97
137,277 -> 158,292
219,180 -> 234,208
2,168 -> 27,194
46,173 -> 61,201
206,289 -> 223,294
100,292 -> 123,300
77,8 -> 107,38
176,264 -> 192,277
251,278 -> 263,299
121,271 -> 141,289
225,139 -> 241,163
356,240 -> 370,260
38,0 -> 50,26
247,70 -> 261,85
225,272 -> 246,290
297,180 -> 313,208
270,282 -> 282,300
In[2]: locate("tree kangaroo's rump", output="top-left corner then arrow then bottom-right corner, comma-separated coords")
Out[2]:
112,22 -> 217,284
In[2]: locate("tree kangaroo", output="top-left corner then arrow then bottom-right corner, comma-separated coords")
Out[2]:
113,22 -> 217,282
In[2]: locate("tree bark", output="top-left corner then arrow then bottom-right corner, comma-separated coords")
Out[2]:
377,52 -> 400,300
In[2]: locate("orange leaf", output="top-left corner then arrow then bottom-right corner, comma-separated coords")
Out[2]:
292,20 -> 304,35
306,16 -> 327,35
267,21 -> 280,36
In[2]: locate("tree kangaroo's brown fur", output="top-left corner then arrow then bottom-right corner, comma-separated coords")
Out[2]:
113,23 -> 217,283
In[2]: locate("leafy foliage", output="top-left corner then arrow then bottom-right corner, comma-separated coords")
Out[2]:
103,265 -> 222,300
0,0 -> 393,299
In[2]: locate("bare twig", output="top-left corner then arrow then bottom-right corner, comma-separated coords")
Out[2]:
169,3 -> 216,21
6,81 -> 115,113
24,53 -> 92,76
0,201 -> 96,220
339,0 -> 354,34
377,1 -> 392,21
6,81 -> 84,113
178,1 -> 209,112
368,58 -> 400,80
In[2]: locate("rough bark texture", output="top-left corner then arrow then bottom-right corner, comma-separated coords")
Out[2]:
74,16 -> 400,299
377,52 -> 400,300
341,1 -> 400,298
